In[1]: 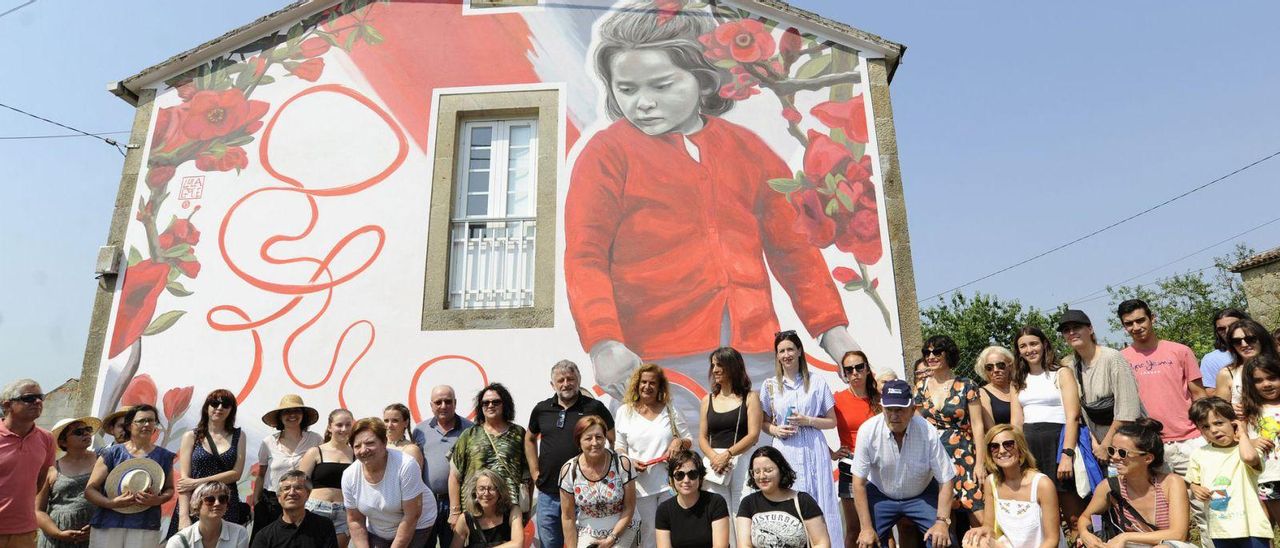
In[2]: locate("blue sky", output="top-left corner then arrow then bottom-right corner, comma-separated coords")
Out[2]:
2,1 -> 1278,389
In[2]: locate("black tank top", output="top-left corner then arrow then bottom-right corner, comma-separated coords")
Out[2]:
311,448 -> 351,490
706,397 -> 749,449
465,513 -> 512,547
984,387 -> 1012,426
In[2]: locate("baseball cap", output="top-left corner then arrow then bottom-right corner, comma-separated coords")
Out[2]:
881,379 -> 914,408
1057,309 -> 1092,332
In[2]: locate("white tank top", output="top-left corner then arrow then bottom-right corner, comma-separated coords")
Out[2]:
1018,370 -> 1066,424
993,473 -> 1046,548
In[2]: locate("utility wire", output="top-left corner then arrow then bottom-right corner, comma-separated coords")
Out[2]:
0,0 -> 35,20
0,130 -> 129,141
1068,264 -> 1220,307
918,147 -> 1280,303
1063,214 -> 1280,306
0,102 -> 126,155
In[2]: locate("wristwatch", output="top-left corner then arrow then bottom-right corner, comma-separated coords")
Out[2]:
1062,447 -> 1076,458
936,515 -> 951,525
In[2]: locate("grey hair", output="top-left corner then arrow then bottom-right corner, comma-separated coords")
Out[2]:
974,346 -> 1017,383
551,360 -> 580,379
0,379 -> 39,402
279,469 -> 312,490
463,468 -> 513,517
190,481 -> 231,518
593,0 -> 732,120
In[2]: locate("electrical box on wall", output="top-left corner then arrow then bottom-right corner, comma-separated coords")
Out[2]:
95,245 -> 121,276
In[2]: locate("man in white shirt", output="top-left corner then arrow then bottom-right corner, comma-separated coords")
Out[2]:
851,379 -> 956,548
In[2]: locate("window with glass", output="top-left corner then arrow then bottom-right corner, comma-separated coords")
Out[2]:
448,119 -> 538,309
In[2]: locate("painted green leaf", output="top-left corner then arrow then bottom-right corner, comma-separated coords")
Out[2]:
167,267 -> 181,282
222,135 -> 254,147
835,187 -> 854,211
796,53 -> 833,80
824,173 -> 838,193
143,310 -> 186,336
344,27 -> 362,50
128,247 -> 143,266
166,281 -> 193,297
830,128 -> 848,145
319,32 -> 340,47
713,59 -> 738,69
848,142 -> 865,161
767,177 -> 801,194
161,244 -> 192,258
363,25 -> 384,45
257,75 -> 276,86
824,198 -> 840,216
286,22 -> 304,43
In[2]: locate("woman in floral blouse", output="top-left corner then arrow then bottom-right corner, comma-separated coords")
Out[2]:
916,334 -> 987,525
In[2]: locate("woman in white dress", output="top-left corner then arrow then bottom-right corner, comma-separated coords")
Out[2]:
614,363 -> 693,547
963,425 -> 1059,548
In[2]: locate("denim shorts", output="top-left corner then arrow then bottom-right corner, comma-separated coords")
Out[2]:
305,499 -> 348,534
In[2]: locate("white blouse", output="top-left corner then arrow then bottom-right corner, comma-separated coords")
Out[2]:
257,431 -> 323,491
1018,370 -> 1066,424
614,404 -> 692,497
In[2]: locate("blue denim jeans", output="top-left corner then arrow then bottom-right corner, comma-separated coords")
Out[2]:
535,489 -> 563,548
865,481 -> 956,547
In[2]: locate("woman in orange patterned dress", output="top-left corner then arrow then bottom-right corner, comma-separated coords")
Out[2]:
915,335 -> 987,527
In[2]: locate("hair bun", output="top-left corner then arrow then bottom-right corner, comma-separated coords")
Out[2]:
1134,417 -> 1164,434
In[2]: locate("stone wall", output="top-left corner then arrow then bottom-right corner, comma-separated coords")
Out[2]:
1241,261 -> 1280,328
35,378 -> 81,431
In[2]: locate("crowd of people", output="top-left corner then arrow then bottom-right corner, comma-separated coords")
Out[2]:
3,300 -> 1280,547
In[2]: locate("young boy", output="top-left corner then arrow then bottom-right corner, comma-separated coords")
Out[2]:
1187,397 -> 1274,548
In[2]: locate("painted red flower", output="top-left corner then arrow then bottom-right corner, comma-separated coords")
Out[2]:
811,95 -> 869,144
655,0 -> 682,25
145,165 -> 176,190
791,188 -> 835,248
297,37 -> 331,59
832,266 -> 861,284
246,55 -> 268,79
151,106 -> 191,154
802,130 -> 852,180
195,146 -> 249,172
107,260 -> 173,358
707,19 -> 776,64
181,89 -> 269,141
288,58 -> 324,82
835,208 -> 882,265
162,386 -> 194,424
121,374 -> 158,407
158,219 -> 200,249
177,259 -> 201,279
780,27 -> 803,66
781,107 -> 801,125
176,83 -> 198,101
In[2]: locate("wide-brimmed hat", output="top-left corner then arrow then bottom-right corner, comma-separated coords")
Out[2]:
50,416 -> 102,451
104,457 -> 166,514
99,408 -> 132,435
261,394 -> 319,429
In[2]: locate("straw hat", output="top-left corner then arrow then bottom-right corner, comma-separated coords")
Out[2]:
99,408 -> 132,435
50,416 -> 102,452
104,457 -> 166,514
261,394 -> 319,429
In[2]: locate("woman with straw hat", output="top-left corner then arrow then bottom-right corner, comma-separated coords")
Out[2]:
84,404 -> 176,547
35,416 -> 100,547
250,394 -> 322,539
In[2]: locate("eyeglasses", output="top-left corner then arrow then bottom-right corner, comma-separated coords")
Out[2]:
987,440 -> 1017,454
202,494 -> 230,505
432,398 -> 455,406
481,400 -> 503,408
69,426 -> 94,436
984,362 -> 1008,372
922,348 -> 945,357
672,470 -> 704,481
1232,335 -> 1259,347
750,468 -> 777,477
1107,446 -> 1147,459
556,409 -> 567,429
475,486 -> 498,494
208,399 -> 234,409
9,393 -> 44,404
132,418 -> 158,426
842,363 -> 867,375
775,330 -> 797,338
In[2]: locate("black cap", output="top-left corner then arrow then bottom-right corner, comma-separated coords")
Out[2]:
1057,309 -> 1092,332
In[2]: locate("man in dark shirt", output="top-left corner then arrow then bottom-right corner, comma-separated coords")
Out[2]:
523,360 -> 614,548
250,470 -> 337,548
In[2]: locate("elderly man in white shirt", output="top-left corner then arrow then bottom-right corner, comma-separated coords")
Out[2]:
851,379 -> 957,548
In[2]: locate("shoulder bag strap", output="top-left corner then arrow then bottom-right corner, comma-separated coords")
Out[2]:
793,495 -> 811,548
1106,476 -> 1158,532
484,428 -> 514,480
732,396 -> 744,446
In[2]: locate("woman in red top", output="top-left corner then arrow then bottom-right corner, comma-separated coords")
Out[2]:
832,350 -> 880,545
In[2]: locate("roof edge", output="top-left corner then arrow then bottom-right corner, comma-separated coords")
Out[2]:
745,0 -> 905,79
1230,245 -> 1280,273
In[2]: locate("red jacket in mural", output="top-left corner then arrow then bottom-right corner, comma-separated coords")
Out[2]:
565,116 -> 847,359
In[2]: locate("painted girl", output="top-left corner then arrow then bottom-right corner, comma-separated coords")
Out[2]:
565,0 -> 858,400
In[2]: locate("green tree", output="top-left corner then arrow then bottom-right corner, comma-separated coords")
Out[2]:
1104,246 -> 1251,357
919,292 -> 1065,381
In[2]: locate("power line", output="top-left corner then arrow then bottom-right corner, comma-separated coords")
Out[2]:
0,0 -> 36,20
0,130 -> 129,141
0,102 -> 126,155
917,147 -> 1280,303
1069,264 -> 1219,307
1063,214 -> 1280,306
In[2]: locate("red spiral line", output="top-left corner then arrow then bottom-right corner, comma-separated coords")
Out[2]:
407,355 -> 491,424
207,84 -> 407,405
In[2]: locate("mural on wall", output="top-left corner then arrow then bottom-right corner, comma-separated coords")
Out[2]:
90,2 -> 903,522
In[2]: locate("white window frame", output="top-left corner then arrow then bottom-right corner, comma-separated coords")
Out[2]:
448,118 -> 539,310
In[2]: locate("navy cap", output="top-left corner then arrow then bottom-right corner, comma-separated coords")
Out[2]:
881,379 -> 914,408
1057,309 -> 1092,332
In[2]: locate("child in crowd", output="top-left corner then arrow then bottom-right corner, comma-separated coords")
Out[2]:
1186,397 -> 1272,548
1241,354 -> 1280,527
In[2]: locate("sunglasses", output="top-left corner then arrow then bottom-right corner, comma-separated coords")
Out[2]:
842,363 -> 867,375
987,440 -> 1017,454
10,393 -> 44,404
556,409 -> 567,429
1232,335 -> 1259,347
481,400 -> 503,408
68,426 -> 94,436
202,494 -> 230,505
984,362 -> 1008,372
922,348 -> 945,357
775,330 -> 797,338
671,470 -> 704,481
208,399 -> 234,409
1107,446 -> 1147,459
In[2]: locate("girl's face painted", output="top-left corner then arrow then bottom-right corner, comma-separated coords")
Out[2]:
610,49 -> 704,136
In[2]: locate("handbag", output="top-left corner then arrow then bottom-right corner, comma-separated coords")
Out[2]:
1057,422 -> 1104,499
484,427 -> 531,513
703,398 -> 743,486
1075,363 -> 1116,426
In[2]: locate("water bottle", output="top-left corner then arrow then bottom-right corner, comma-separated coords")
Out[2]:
1107,465 -> 1118,478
